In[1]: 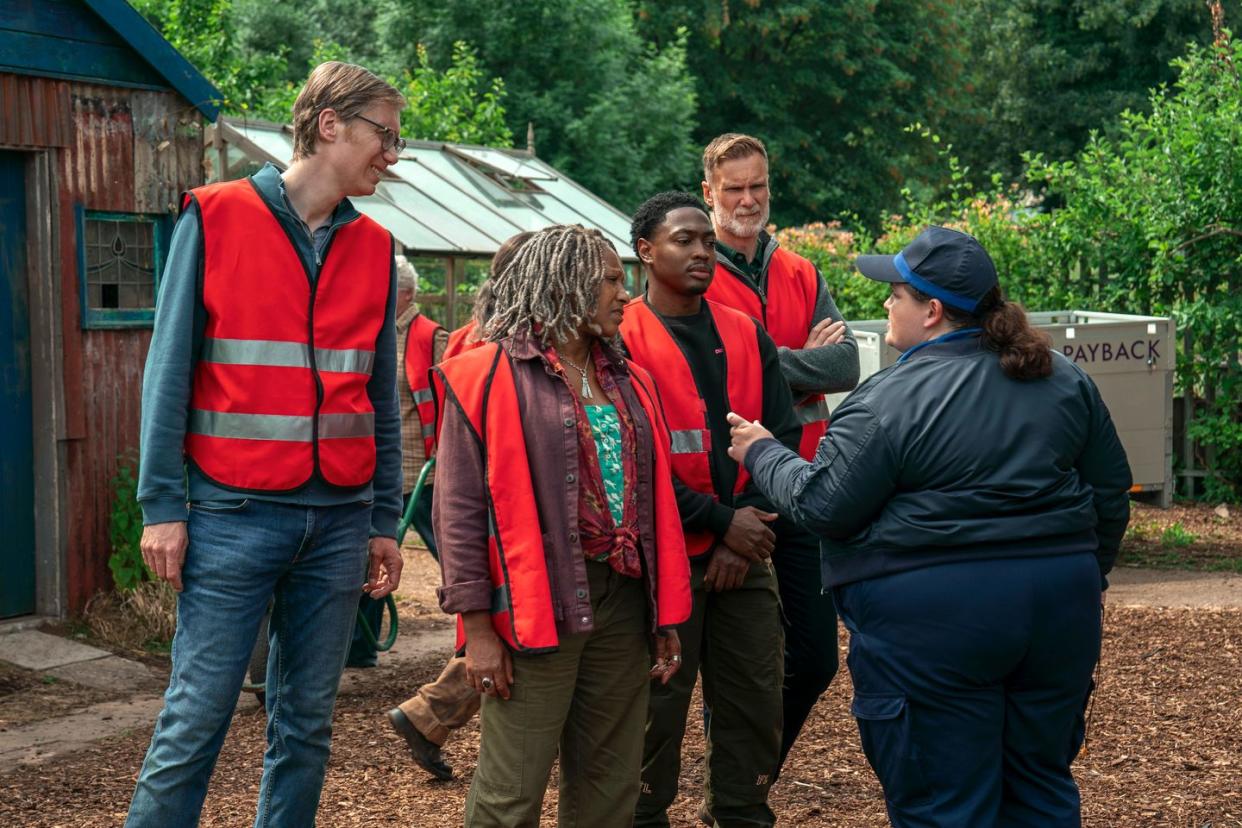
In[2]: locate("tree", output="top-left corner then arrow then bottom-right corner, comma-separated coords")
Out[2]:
949,0 -> 1223,187
133,0 -> 512,144
378,0 -> 699,211
231,0 -> 392,87
400,42 -> 512,146
1023,32 -> 1242,498
131,0 -> 288,115
634,0 -> 970,229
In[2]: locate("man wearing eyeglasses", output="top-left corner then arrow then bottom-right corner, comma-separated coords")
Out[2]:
127,62 -> 407,827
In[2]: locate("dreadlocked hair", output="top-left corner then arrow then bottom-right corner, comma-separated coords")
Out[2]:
910,284 -> 1053,380
472,230 -> 536,330
482,224 -> 614,346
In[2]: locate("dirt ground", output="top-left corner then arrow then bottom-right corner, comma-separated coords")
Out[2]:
1120,501 -> 1241,572
1,541 -> 1239,827
0,662 -> 115,731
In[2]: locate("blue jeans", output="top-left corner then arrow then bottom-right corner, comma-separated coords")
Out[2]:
126,499 -> 370,828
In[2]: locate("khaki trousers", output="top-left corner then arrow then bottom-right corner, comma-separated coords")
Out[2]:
398,655 -> 478,746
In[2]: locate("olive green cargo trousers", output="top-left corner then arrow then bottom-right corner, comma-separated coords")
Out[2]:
636,556 -> 784,828
464,560 -> 651,828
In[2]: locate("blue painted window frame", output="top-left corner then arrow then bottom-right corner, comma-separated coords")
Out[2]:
75,205 -> 170,329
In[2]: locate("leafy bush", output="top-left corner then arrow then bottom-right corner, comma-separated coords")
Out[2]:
782,36 -> 1242,499
775,222 -> 887,321
107,455 -> 150,592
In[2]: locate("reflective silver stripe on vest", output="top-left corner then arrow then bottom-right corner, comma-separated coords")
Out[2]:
190,410 -> 375,441
669,429 -> 705,454
421,423 -> 436,438
201,338 -> 309,368
491,583 -> 511,615
200,337 -> 374,375
318,412 -> 375,439
189,410 -> 312,442
315,347 -> 374,375
795,398 -> 831,425
412,388 -> 434,404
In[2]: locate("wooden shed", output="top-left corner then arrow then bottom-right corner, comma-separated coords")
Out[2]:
0,0 -> 219,618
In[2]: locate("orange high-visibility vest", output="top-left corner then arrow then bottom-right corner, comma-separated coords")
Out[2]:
403,313 -> 445,458
443,321 -> 483,361
619,298 -> 764,556
706,247 -> 828,459
183,178 -> 391,491
432,343 -> 691,652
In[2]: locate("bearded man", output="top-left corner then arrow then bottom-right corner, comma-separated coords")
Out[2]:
699,133 -> 860,776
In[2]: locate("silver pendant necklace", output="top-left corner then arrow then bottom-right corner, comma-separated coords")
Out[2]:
560,354 -> 594,399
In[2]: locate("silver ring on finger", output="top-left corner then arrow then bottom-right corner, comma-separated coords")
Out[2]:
481,676 -> 494,691
670,654 -> 682,663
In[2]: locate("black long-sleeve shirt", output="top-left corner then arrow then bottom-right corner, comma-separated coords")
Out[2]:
634,302 -> 801,541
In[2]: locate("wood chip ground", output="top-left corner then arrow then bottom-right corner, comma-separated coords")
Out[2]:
1,605 -> 1238,827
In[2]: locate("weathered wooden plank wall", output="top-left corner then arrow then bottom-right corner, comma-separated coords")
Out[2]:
40,80 -> 206,610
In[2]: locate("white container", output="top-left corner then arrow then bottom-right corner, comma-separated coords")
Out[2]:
829,311 -> 1175,506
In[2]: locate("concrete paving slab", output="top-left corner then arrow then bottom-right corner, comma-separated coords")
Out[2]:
46,656 -> 164,694
0,630 -> 110,671
0,616 -> 52,636
0,696 -> 165,773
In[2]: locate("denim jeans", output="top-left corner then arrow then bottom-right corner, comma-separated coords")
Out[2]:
125,499 -> 370,828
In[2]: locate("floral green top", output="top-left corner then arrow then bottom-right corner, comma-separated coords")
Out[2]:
585,405 -> 625,526
544,341 -> 642,578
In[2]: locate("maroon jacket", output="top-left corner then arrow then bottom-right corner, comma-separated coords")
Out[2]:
434,333 -> 671,636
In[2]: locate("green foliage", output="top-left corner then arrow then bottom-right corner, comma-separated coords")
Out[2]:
1021,36 -> 1242,497
107,455 -> 149,592
775,223 -> 886,321
400,43 -> 512,146
382,0 -> 699,211
635,0 -> 971,228
799,36 -> 1242,497
1160,522 -> 1198,548
132,0 -> 288,115
134,0 -> 513,142
950,0 -> 1221,189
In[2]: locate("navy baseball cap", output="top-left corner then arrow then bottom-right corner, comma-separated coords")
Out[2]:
854,226 -> 998,314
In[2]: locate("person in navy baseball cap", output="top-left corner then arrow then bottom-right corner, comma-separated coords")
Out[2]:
853,226 -> 1003,358
855,225 -> 999,315
725,220 -> 1131,826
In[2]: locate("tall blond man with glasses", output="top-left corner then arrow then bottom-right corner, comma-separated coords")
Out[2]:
127,62 -> 407,827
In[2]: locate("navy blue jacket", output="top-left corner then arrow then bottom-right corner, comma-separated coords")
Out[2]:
744,333 -> 1132,588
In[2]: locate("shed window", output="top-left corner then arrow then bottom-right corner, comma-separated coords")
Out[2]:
76,208 -> 168,329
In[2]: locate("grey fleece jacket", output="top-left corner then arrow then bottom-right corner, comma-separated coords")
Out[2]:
715,232 -> 860,397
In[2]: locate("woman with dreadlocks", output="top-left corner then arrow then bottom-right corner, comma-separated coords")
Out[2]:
442,229 -> 535,360
431,224 -> 692,827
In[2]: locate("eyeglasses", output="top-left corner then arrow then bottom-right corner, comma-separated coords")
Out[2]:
353,114 -> 407,154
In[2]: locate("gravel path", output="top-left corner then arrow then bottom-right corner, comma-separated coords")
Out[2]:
1108,566 -> 1242,609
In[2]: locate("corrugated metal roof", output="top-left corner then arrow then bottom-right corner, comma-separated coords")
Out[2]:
216,117 -> 637,261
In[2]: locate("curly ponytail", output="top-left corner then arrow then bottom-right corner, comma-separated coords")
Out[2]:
918,285 -> 1053,380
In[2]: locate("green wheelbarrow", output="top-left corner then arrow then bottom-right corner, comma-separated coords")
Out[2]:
243,459 -> 435,704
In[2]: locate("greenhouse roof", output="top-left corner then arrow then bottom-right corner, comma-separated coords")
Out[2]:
214,117 -> 637,261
